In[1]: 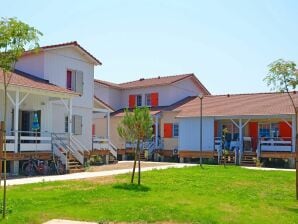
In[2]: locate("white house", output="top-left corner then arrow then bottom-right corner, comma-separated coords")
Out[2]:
93,73 -> 210,159
0,41 -> 102,175
174,93 -> 297,166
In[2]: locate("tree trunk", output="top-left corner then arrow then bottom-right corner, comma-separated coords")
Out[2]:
131,147 -> 137,184
2,77 -> 7,218
138,145 -> 141,185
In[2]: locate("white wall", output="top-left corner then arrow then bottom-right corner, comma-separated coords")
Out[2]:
15,53 -> 45,79
44,47 -> 94,109
51,102 -> 93,149
94,84 -> 121,110
120,78 -> 202,108
178,117 -> 214,151
16,46 -> 97,150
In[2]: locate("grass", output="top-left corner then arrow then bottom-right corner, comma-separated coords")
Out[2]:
0,165 -> 297,224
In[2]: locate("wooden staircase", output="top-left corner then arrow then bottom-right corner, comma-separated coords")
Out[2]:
68,155 -> 85,173
139,150 -> 146,161
220,153 -> 236,165
240,152 -> 257,167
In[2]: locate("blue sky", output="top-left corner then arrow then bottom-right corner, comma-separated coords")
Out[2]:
2,0 -> 298,94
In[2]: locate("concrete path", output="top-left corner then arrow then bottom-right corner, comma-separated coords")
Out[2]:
3,162 -> 197,186
242,166 -> 295,172
44,220 -> 97,224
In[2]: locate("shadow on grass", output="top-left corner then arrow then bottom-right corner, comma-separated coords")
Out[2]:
113,183 -> 151,192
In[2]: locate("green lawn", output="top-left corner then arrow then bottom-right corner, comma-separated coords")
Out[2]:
1,165 -> 297,224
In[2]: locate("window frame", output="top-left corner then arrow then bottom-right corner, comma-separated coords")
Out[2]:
66,69 -> 84,95
173,123 -> 179,137
145,94 -> 151,106
136,95 -> 142,107
65,115 -> 83,135
259,123 -> 279,138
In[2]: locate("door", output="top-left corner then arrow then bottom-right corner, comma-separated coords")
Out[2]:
20,110 -> 41,136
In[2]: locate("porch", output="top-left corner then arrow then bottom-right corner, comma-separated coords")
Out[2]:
213,116 -> 296,165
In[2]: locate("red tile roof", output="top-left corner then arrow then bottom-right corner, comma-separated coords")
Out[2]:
111,96 -> 196,117
24,41 -> 102,65
95,73 -> 210,94
175,92 -> 298,117
0,70 -> 78,96
94,79 -> 122,89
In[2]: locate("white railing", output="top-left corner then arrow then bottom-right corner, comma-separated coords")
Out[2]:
109,141 -> 118,158
4,136 -> 15,152
4,131 -> 52,152
214,137 -> 221,151
52,141 -> 68,167
93,137 -> 110,150
92,137 -> 118,158
52,133 -> 84,165
258,137 -> 292,152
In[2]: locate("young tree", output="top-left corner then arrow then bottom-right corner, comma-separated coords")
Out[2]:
117,107 -> 153,185
263,58 -> 298,200
0,17 -> 42,217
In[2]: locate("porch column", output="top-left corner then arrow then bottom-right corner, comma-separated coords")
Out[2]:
239,119 -> 243,153
155,115 -> 159,147
68,98 -> 73,135
107,111 -> 110,142
14,90 -> 19,153
292,115 -> 296,152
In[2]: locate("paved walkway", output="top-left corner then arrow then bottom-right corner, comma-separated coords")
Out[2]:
3,162 -> 197,186
242,166 -> 295,172
44,220 -> 97,224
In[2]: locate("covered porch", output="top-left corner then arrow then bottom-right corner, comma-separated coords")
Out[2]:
0,71 -> 78,174
213,115 -> 296,162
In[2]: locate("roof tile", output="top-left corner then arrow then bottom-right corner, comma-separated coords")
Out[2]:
175,92 -> 298,117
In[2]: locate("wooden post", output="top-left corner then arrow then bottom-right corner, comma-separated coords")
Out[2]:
0,121 -> 3,180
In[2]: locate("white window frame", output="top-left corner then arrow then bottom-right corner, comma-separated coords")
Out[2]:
67,69 -> 84,95
173,123 -> 179,137
259,123 -> 279,138
136,95 -> 142,107
145,94 -> 151,106
65,115 -> 83,135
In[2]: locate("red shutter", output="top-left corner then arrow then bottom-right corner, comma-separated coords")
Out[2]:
129,95 -> 136,108
151,92 -> 159,107
92,124 -> 95,136
249,122 -> 258,150
164,123 -> 173,138
279,122 -> 291,138
214,121 -> 218,137
66,70 -> 72,90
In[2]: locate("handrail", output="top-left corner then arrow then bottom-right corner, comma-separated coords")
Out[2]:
52,133 -> 84,165
71,135 -> 88,152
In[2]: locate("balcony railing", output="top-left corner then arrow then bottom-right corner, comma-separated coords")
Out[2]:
4,131 -> 52,152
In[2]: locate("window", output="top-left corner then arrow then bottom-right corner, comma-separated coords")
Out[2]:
222,123 -> 239,141
259,123 -> 279,138
136,95 -> 142,107
66,70 -> 84,94
145,94 -> 151,106
173,123 -> 179,137
65,115 -> 83,135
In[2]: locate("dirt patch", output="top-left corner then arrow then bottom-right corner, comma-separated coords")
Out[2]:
87,161 -> 172,172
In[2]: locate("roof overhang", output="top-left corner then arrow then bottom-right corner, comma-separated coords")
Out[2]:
0,84 -> 78,99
